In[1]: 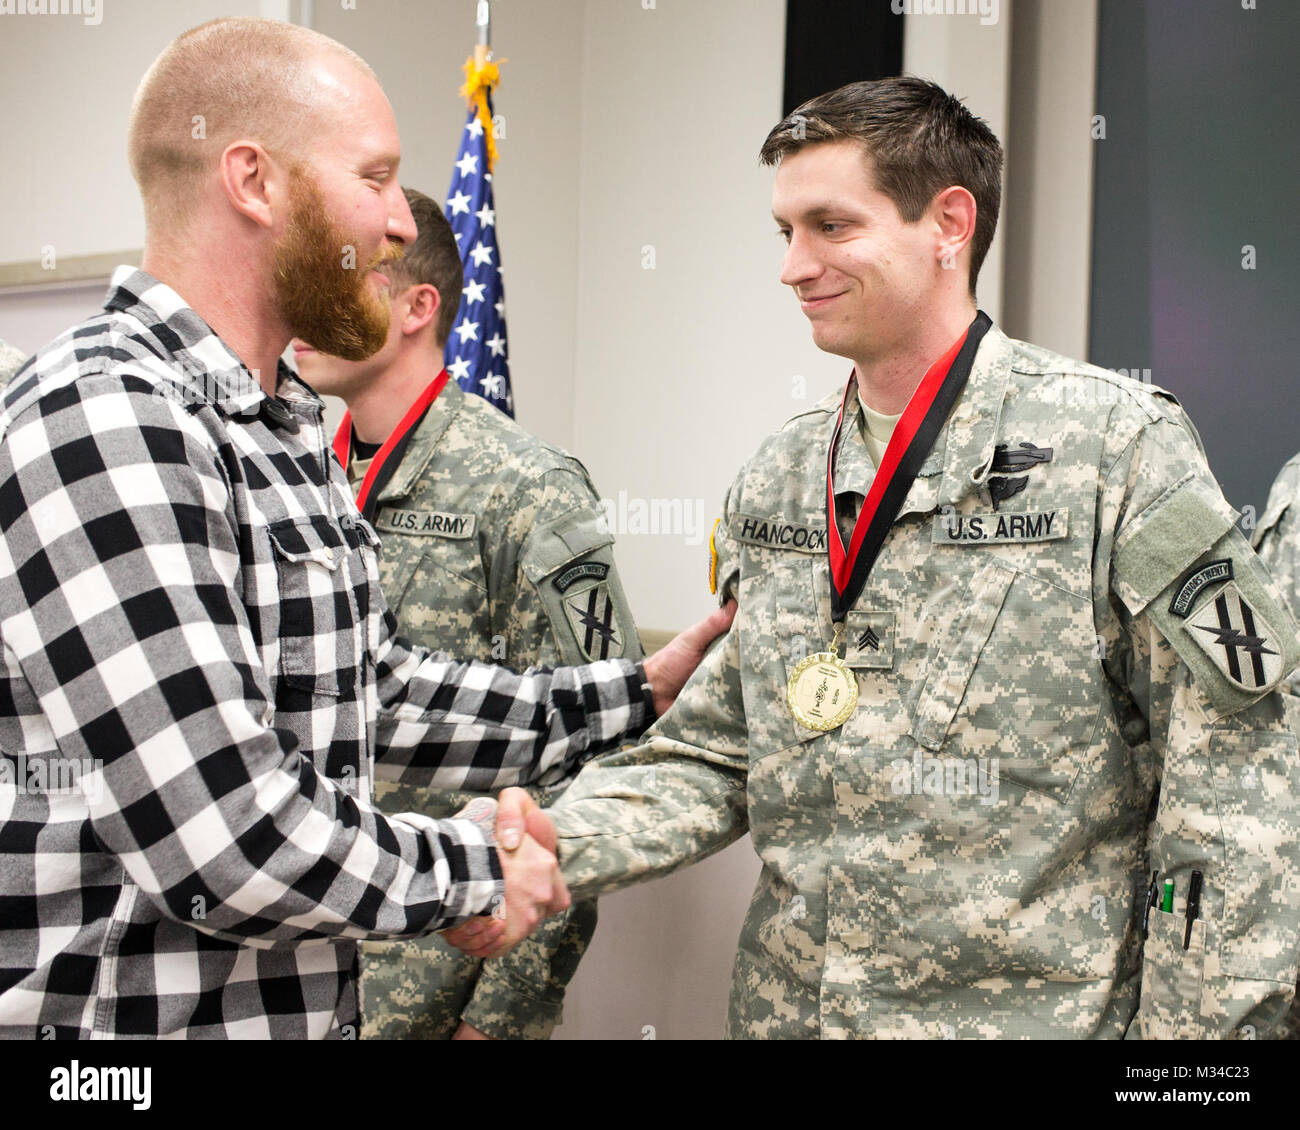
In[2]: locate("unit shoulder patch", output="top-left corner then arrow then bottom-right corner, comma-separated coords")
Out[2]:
1169,558 -> 1233,618
554,560 -> 609,592
1184,581 -> 1284,693
562,578 -> 626,661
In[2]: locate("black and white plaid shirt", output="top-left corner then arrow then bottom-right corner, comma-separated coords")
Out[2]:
0,267 -> 651,1038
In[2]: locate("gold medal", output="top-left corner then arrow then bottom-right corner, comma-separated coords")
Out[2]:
786,623 -> 858,732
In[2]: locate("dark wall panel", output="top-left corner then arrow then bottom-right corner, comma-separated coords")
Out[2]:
783,0 -> 905,117
1090,0 -> 1300,516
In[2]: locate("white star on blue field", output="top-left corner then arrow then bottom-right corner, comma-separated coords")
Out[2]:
444,103 -> 513,416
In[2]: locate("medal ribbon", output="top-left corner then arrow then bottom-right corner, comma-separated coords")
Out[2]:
333,369 -> 450,520
826,312 -> 992,622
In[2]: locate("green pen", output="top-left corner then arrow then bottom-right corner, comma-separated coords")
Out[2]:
1161,879 -> 1175,913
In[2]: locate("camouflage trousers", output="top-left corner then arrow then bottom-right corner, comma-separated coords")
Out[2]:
359,898 -> 598,1040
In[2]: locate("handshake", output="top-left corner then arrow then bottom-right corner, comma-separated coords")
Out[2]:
439,598 -> 738,960
441,789 -> 570,959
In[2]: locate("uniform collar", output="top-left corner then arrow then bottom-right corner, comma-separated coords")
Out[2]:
103,265 -> 322,422
373,374 -> 465,504
828,319 -> 1012,518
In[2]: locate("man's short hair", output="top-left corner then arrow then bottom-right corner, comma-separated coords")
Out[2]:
128,18 -> 374,234
388,188 -> 464,350
759,77 -> 1003,296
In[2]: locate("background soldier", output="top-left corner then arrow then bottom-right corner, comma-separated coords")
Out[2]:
1256,454 -> 1300,698
451,77 -> 1300,1039
293,189 -> 642,1040
1253,454 -> 1300,1041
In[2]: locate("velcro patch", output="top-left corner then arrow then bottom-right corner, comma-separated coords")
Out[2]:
843,610 -> 895,670
731,514 -> 828,553
1169,558 -> 1233,618
374,507 -> 476,539
933,509 -> 1068,545
1185,581 -> 1284,693
554,560 -> 610,592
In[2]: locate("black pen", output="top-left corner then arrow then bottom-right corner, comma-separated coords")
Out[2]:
1183,870 -> 1203,950
1142,870 -> 1159,939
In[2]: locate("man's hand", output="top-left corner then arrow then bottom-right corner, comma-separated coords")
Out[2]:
452,1021 -> 493,1040
441,789 -> 569,959
642,600 -> 736,717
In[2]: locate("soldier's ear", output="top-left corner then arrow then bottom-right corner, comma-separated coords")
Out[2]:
401,283 -> 439,337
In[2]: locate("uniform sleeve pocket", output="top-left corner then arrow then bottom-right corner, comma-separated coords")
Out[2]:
1137,908 -> 1210,1038
520,511 -> 613,584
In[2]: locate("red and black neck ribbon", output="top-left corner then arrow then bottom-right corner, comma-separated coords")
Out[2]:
332,369 -> 450,522
827,312 -> 991,623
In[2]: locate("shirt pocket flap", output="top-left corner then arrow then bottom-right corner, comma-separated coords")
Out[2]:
268,515 -> 348,571
521,511 -> 614,584
911,559 -> 1016,751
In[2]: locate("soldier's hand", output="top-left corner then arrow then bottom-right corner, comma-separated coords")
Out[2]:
642,599 -> 737,717
493,786 -> 556,852
442,790 -> 569,959
451,1021 -> 494,1040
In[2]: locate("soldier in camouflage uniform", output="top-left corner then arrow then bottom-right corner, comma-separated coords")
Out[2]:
458,78 -> 1300,1038
1256,454 -> 1300,698
1253,454 -> 1300,1040
295,189 -> 641,1040
0,337 -> 26,387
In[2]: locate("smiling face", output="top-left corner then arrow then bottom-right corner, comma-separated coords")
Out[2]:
772,139 -> 944,367
271,54 -> 416,360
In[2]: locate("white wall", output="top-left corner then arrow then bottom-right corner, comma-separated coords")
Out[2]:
902,0 -> 1013,326
1001,0 -> 1097,358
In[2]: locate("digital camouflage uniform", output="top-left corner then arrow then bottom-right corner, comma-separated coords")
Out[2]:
1252,452 -> 1300,1040
1255,454 -> 1300,698
355,377 -> 641,1039
550,324 -> 1300,1039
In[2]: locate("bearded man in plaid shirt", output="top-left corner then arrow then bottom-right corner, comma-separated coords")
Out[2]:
0,17 -> 731,1039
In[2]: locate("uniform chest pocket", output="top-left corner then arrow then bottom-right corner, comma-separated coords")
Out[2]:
741,549 -> 834,757
268,515 -> 363,696
911,558 -> 1102,801
380,524 -> 489,647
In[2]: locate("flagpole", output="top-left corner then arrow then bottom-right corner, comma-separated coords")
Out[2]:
475,0 -> 491,67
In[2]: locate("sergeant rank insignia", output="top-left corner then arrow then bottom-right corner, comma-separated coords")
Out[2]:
563,581 -> 625,661
1185,582 -> 1282,692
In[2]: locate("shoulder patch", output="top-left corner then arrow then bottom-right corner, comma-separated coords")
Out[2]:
708,517 -> 721,595
562,579 -> 626,661
1184,582 -> 1284,693
1169,558 -> 1233,618
554,560 -> 609,592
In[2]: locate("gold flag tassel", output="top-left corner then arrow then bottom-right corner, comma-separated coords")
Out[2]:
459,47 -> 506,172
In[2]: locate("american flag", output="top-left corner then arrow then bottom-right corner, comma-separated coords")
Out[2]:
443,97 -> 512,416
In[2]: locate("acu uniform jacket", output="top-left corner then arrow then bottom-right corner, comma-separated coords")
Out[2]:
549,322 -> 1300,1039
